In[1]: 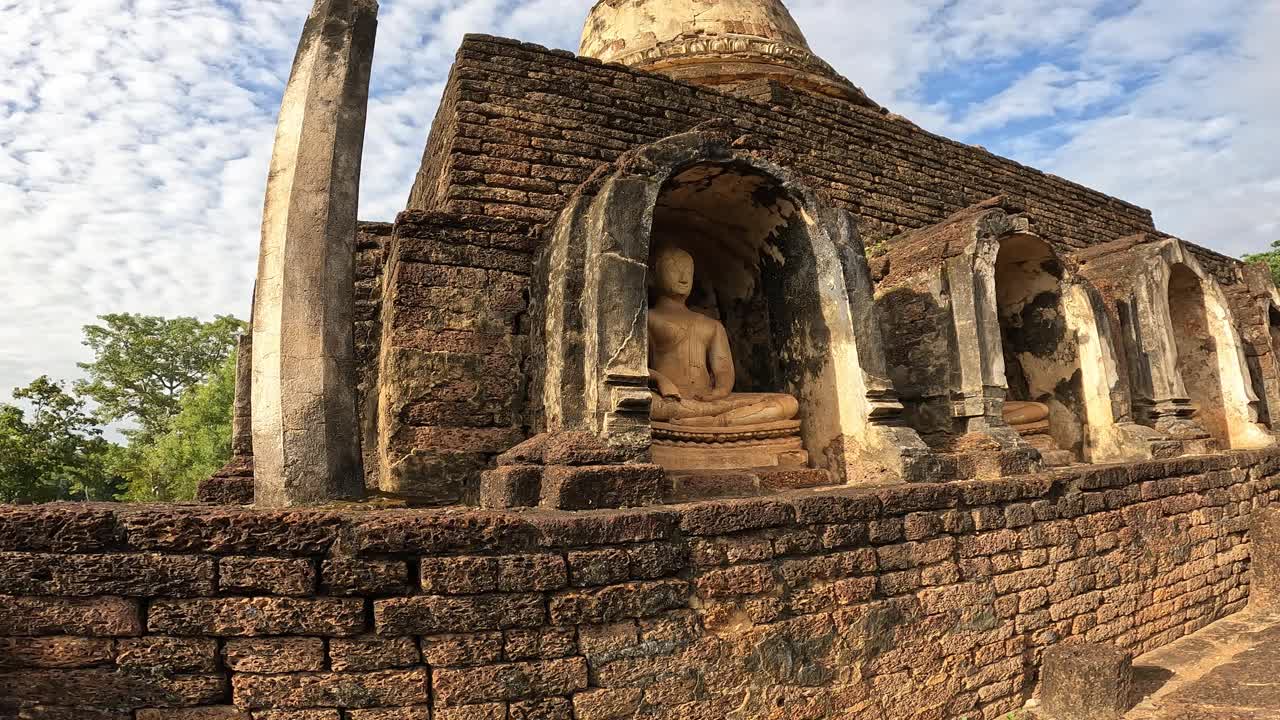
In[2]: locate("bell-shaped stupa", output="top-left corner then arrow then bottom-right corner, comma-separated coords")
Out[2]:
580,0 -> 877,107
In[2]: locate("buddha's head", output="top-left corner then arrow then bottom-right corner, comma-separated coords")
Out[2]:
653,245 -> 695,301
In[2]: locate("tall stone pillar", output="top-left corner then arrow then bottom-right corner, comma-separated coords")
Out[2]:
251,0 -> 378,506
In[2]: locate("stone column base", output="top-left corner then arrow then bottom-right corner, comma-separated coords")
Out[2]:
197,456 -> 255,505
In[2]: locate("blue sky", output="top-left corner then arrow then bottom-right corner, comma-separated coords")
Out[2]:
1,0 -> 1278,406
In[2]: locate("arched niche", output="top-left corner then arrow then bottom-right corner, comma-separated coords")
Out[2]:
874,199 -> 1153,469
1162,257 -> 1272,448
532,131 -> 931,483
1234,262 -> 1280,434
993,234 -> 1085,463
650,164 -> 796,399
1263,302 -> 1280,427
1094,238 -> 1274,450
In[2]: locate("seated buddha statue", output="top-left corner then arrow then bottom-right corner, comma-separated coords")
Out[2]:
647,245 -> 800,427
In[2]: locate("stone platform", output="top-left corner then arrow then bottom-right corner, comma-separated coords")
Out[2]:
1121,607 -> 1280,720
0,450 -> 1277,719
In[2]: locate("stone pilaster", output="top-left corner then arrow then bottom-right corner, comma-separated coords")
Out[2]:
198,334 -> 256,505
251,0 -> 378,507
230,333 -> 253,459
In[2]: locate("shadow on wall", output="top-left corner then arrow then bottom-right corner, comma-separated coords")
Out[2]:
994,234 -> 1086,461
1169,263 -> 1229,444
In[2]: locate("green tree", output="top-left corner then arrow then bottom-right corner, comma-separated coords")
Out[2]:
1244,240 -> 1280,287
0,377 -> 121,503
76,314 -> 245,436
116,353 -> 237,502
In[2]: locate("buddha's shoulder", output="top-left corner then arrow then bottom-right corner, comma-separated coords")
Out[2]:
693,312 -> 726,333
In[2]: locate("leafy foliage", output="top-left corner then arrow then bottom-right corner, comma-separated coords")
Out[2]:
1244,240 -> 1280,287
76,313 -> 244,436
0,313 -> 245,504
114,353 -> 237,502
0,377 -> 121,503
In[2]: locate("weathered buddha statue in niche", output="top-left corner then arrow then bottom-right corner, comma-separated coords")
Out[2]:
647,245 -> 800,426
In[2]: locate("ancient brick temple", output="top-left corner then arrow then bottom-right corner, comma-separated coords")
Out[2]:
6,1 -> 1280,718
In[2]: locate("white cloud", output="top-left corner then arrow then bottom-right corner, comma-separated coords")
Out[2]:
943,64 -> 1120,134
1032,1 -> 1280,256
0,0 -> 1276,412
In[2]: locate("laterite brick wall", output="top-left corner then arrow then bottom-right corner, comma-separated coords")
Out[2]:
378,34 -> 1170,496
407,35 -> 1157,252
2,451 -> 1277,719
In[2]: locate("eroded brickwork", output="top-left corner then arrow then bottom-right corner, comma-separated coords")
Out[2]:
407,35 -> 1156,252
3,452 -> 1277,719
375,212 -> 534,502
355,222 -> 393,489
377,35 -> 1167,496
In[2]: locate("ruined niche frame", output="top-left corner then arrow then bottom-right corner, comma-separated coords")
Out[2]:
532,131 -> 932,483
1239,262 -> 1280,433
876,202 -> 1155,465
1085,238 -> 1273,450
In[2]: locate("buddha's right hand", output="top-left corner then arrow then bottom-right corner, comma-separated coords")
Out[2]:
656,379 -> 683,400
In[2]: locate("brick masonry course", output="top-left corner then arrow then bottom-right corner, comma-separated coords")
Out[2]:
375,35 -> 1172,501
0,450 -> 1275,719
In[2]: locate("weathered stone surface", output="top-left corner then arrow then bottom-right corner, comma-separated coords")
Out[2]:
223,638 -> 325,673
479,465 -> 542,509
0,451 -> 1274,718
504,627 -> 578,661
0,596 -> 140,637
196,474 -> 255,506
344,709 -> 432,720
432,657 -> 588,706
219,556 -> 315,596
199,335 -> 255,507
229,334 -> 254,458
0,636 -> 115,669
322,558 -> 409,596
0,553 -> 213,597
1253,508 -> 1280,607
117,637 -> 219,673
375,594 -> 544,635
433,705 -> 505,720
541,433 -> 637,466
251,0 -> 379,506
329,635 -> 420,672
540,465 -> 664,510
419,554 -> 567,595
419,632 -> 505,668
232,669 -> 430,709
351,512 -> 536,555
679,497 -> 795,536
119,508 -> 342,554
0,504 -> 120,552
136,709 -> 249,720
548,580 -> 688,624
577,0 -> 874,106
0,706 -> 130,720
530,509 -> 679,548
0,671 -> 225,710
148,598 -> 365,636
1041,643 -> 1133,720
250,712 -> 339,720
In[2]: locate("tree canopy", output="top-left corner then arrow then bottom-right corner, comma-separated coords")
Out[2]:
76,313 -> 244,436
0,313 -> 245,504
0,376 -> 120,503
115,352 -> 237,502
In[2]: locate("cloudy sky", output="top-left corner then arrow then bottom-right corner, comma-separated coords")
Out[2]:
1,0 -> 1278,405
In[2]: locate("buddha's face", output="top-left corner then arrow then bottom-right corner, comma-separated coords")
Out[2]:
654,247 -> 695,300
